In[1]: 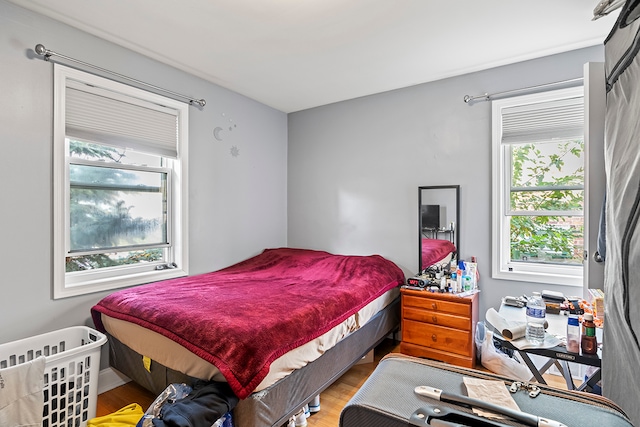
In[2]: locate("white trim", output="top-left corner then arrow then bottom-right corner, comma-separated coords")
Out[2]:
583,62 -> 606,293
58,268 -> 188,299
98,367 -> 131,395
53,65 -> 67,299
53,64 -> 189,299
492,262 -> 583,287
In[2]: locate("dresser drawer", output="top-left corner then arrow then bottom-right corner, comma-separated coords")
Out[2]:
403,306 -> 471,330
402,319 -> 471,357
403,294 -> 471,317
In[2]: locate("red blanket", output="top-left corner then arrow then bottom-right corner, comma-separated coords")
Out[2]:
421,238 -> 456,267
91,248 -> 404,399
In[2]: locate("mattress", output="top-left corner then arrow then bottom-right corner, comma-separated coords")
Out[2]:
100,288 -> 399,393
105,297 -> 401,427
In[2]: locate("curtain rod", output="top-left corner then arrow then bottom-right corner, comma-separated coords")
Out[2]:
463,77 -> 583,104
34,44 -> 206,107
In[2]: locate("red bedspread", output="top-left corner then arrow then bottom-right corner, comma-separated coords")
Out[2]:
421,238 -> 456,267
91,248 -> 404,399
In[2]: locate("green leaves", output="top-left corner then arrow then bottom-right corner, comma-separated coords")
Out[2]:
509,139 -> 584,265
66,249 -> 163,272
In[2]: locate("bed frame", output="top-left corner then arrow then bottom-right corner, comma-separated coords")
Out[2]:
106,297 -> 400,427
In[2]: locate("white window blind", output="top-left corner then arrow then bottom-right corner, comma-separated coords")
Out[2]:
500,96 -> 584,145
65,80 -> 179,158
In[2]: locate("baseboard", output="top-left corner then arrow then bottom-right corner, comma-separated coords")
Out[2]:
98,367 -> 131,395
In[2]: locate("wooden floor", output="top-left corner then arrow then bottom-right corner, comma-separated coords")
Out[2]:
96,339 -> 570,426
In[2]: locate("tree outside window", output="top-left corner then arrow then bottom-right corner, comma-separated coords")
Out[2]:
509,139 -> 584,265
66,140 -> 167,272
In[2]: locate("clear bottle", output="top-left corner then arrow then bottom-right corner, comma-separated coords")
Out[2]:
581,313 -> 598,354
525,292 -> 546,344
566,313 -> 581,353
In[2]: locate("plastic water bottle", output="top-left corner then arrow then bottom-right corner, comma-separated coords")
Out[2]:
525,292 -> 546,344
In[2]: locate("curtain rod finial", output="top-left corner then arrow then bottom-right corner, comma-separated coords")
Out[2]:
35,44 -> 52,60
35,44 -> 47,56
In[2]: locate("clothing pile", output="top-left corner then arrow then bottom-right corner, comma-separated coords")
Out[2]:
89,381 -> 239,427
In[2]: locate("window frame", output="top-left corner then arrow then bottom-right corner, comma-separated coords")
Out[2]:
491,86 -> 584,287
53,65 -> 189,299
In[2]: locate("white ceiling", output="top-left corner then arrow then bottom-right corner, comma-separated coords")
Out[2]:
9,0 -> 620,113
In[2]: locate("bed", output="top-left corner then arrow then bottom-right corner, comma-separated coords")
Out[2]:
91,247 -> 404,427
421,238 -> 456,271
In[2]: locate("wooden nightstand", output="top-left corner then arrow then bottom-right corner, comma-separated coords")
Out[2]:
400,288 -> 478,368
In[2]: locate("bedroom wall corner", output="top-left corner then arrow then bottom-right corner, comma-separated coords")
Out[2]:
287,45 -> 605,318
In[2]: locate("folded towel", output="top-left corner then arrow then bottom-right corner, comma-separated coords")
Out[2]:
0,356 -> 46,427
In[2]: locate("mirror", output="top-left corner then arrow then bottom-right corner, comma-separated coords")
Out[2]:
418,185 -> 460,272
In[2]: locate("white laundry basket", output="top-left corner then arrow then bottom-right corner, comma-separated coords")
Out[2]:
0,326 -> 107,427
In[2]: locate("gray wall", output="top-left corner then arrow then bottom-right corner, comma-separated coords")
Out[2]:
0,0 -> 288,361
1,0 -> 605,371
288,45 -> 605,317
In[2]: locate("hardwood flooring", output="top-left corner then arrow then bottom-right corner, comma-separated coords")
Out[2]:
96,339 -> 570,426
96,380 -> 157,419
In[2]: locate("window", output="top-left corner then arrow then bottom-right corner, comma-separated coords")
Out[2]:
53,65 -> 189,299
492,86 -> 584,286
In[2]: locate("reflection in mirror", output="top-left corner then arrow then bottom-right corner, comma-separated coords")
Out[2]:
418,185 -> 460,272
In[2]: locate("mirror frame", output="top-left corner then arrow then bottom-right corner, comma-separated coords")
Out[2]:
418,185 -> 460,272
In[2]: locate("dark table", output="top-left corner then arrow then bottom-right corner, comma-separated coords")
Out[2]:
494,303 -> 601,392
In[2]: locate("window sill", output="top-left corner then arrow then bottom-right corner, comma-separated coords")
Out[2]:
54,268 -> 187,299
492,267 -> 583,287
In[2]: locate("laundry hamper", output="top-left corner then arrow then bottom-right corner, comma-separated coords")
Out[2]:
0,326 -> 107,427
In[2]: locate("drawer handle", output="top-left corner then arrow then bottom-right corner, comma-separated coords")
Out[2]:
431,334 -> 437,342
431,303 -> 437,310
432,315 -> 438,323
